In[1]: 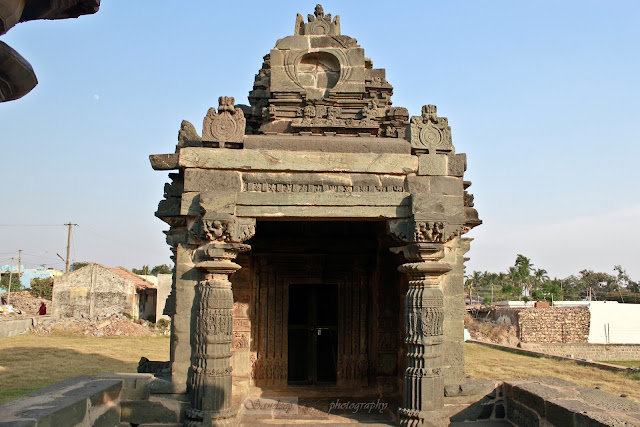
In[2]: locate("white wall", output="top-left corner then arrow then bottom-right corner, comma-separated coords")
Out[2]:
587,301 -> 640,344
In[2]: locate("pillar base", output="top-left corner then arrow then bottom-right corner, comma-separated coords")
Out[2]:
185,407 -> 237,427
398,407 -> 450,427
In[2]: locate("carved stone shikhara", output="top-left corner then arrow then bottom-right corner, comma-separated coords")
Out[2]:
151,4 -> 481,426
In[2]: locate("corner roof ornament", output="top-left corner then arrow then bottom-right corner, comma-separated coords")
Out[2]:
294,4 -> 340,36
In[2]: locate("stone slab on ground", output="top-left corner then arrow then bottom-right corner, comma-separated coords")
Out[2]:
504,376 -> 640,426
0,316 -> 36,338
0,375 -> 123,427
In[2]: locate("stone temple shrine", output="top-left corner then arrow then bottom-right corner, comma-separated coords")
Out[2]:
150,5 -> 481,426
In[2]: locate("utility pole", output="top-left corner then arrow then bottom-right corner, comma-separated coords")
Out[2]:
17,249 -> 22,288
7,257 -> 14,304
491,283 -> 494,305
64,222 -> 77,274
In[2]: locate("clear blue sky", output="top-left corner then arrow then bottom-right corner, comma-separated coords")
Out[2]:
1,1 -> 638,280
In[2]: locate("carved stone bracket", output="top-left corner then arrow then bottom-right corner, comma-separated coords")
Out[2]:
191,216 -> 256,245
408,104 -> 453,155
388,218 -> 464,245
202,96 -> 246,146
390,242 -> 451,425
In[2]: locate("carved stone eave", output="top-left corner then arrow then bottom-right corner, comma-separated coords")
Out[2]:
0,41 -> 37,102
150,153 -> 179,171
1,0 -> 100,103
19,0 -> 100,23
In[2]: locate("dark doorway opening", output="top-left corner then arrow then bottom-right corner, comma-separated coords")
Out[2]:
288,284 -> 338,385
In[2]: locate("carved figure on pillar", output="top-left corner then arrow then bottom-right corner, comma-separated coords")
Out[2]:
185,217 -> 255,427
389,219 -> 453,426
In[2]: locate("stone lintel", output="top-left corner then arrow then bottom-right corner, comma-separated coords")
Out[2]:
182,191 -> 411,217
236,205 -> 410,219
178,147 -> 418,174
184,169 -> 242,193
200,192 -> 237,215
243,134 -> 411,154
150,153 -> 179,170
236,191 -> 409,207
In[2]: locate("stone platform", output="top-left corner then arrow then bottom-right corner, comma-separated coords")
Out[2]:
3,374 -> 639,426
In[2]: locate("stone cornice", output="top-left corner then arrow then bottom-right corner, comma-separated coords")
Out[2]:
178,147 -> 418,174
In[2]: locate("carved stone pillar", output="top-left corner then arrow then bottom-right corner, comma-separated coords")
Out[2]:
389,220 -> 452,426
186,216 -> 255,427
395,243 -> 450,425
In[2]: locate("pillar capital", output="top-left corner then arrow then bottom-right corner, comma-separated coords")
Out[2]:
390,242 -> 445,262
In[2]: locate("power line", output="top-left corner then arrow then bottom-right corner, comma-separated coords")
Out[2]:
0,224 -> 66,227
81,226 -> 167,256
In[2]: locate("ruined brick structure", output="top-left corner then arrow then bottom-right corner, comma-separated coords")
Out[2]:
151,5 -> 481,426
514,307 -> 590,344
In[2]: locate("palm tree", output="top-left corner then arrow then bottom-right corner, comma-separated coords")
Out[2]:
491,272 -> 500,304
515,255 -> 534,296
533,268 -> 549,286
465,271 -> 483,304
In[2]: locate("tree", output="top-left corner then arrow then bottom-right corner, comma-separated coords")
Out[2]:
70,262 -> 91,271
614,265 -> 639,292
30,277 -> 53,300
133,264 -> 173,276
0,274 -> 23,291
533,268 -> 549,285
514,254 -> 534,295
578,269 -> 617,299
132,265 -> 150,275
465,271 -> 483,304
150,264 -> 172,275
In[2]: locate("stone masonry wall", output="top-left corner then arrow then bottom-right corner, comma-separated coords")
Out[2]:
519,343 -> 640,361
517,307 -> 590,343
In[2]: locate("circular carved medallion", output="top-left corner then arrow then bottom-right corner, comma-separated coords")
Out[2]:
419,122 -> 444,147
209,115 -> 238,141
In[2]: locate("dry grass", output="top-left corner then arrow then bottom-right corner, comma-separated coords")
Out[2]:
2,334 -> 638,407
0,331 -> 170,405
465,342 -> 640,402
599,360 -> 640,367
